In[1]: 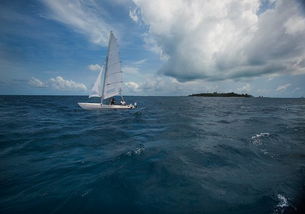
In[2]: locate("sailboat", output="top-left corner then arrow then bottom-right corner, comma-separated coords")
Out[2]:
78,32 -> 136,110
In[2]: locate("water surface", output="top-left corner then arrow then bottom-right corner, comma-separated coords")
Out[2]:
1,96 -> 305,214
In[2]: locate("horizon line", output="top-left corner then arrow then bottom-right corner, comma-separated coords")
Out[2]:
0,94 -> 304,98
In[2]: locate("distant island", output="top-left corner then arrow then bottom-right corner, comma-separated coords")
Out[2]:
189,92 -> 253,97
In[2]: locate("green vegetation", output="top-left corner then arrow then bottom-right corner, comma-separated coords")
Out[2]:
189,92 -> 253,97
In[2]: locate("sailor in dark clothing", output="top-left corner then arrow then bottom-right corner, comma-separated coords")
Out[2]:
110,97 -> 115,105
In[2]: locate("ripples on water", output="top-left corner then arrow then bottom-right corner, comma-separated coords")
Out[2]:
0,96 -> 305,214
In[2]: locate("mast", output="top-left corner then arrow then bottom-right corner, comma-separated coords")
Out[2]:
101,31 -> 113,104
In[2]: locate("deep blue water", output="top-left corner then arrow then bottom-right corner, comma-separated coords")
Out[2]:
1,96 -> 305,214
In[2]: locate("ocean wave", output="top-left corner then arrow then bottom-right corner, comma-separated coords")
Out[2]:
126,145 -> 145,156
251,132 -> 270,145
81,189 -> 91,197
277,194 -> 289,208
1,96 -> 305,214
273,194 -> 290,214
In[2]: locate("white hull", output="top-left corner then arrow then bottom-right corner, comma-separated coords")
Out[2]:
78,102 -> 136,110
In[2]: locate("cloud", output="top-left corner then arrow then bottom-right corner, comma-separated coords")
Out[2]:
28,76 -> 87,91
237,83 -> 251,93
122,65 -> 140,74
125,81 -> 140,92
50,76 -> 87,91
284,15 -> 305,35
133,59 -> 147,65
142,33 -> 168,61
129,8 -> 139,23
88,64 -> 103,71
123,74 -> 213,96
42,0 -> 111,46
276,83 -> 290,91
132,0 -> 305,82
28,77 -> 47,88
292,87 -> 300,93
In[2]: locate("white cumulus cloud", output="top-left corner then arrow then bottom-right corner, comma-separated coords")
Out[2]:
29,76 -> 87,91
49,76 -> 87,91
284,15 -> 305,35
28,77 -> 47,88
88,64 -> 103,71
122,65 -> 140,74
131,0 -> 305,81
129,8 -> 139,23
125,81 -> 140,92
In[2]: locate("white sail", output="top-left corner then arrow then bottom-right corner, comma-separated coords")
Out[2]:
89,69 -> 103,98
102,32 -> 122,100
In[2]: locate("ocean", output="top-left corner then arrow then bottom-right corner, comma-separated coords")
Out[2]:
0,96 -> 305,214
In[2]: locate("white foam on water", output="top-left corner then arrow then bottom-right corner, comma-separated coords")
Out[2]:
126,146 -> 145,156
273,194 -> 290,214
81,189 -> 91,197
261,149 -> 269,155
258,132 -> 270,137
277,194 -> 288,208
134,147 -> 144,155
251,132 -> 270,145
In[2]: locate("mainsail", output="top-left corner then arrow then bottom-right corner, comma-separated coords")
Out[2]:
88,32 -> 123,103
102,32 -> 123,100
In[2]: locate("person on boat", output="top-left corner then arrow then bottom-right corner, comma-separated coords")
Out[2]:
120,100 -> 126,105
110,97 -> 115,105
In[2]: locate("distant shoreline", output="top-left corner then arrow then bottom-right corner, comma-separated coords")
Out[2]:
189,92 -> 253,97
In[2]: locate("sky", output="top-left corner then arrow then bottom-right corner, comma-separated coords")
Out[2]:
0,0 -> 305,97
